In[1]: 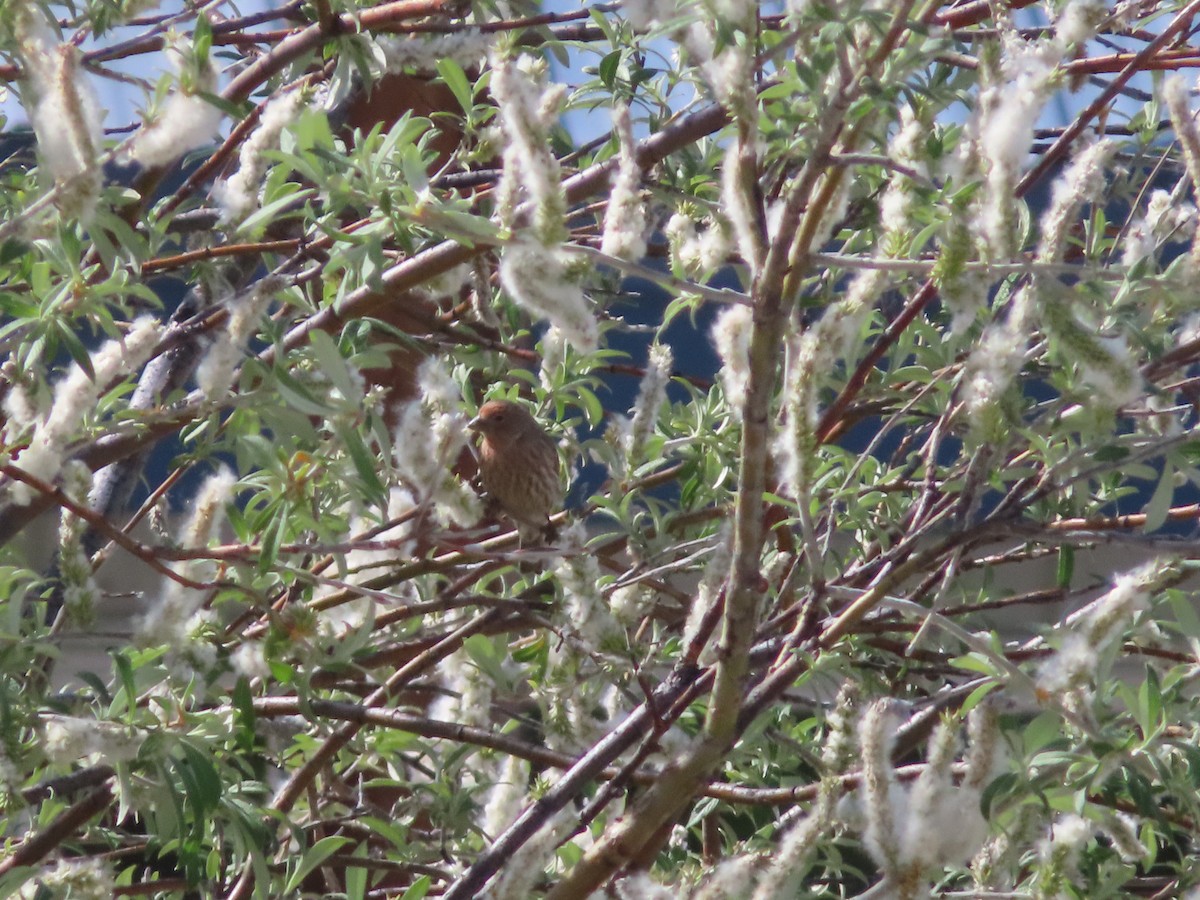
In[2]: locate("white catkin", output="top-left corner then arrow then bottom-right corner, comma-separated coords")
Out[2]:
196,280 -> 279,401
959,304 -> 1031,440
1037,813 -> 1093,895
499,240 -> 597,352
487,813 -> 572,900
665,211 -> 731,278
608,582 -> 652,626
1036,560 -> 1161,696
12,318 -> 163,505
554,522 -> 621,650
752,823 -> 814,899
613,873 -> 677,899
378,31 -> 492,71
214,88 -> 307,222
56,462 -> 98,625
491,51 -> 566,240
231,642 -> 270,680
859,700 -> 903,877
721,135 -> 762,269
539,324 -> 568,393
137,466 -> 237,646
179,466 -> 238,555
427,646 -> 493,728
774,103 -> 928,490
677,13 -> 754,117
17,11 -> 104,216
127,42 -> 223,167
489,50 -> 597,350
1036,139 -> 1115,262
775,331 -> 818,506
623,0 -> 679,32
974,36 -> 1062,259
31,856 -> 114,900
1073,334 -> 1140,409
1122,189 -> 1197,268
601,104 -> 648,261
710,305 -> 753,415
483,754 -> 530,839
1056,0 -> 1106,49
1100,812 -> 1147,863
624,343 -> 673,462
878,105 -> 928,239
681,527 -> 732,665
392,358 -> 480,527
898,711 -> 991,874
691,855 -> 760,899
43,714 -> 143,766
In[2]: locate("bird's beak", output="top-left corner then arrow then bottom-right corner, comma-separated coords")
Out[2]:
468,415 -> 482,432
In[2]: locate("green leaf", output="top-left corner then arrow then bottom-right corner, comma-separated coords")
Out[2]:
193,14 -> 213,59
274,367 -> 334,416
237,187 -> 316,236
340,425 -> 387,508
309,329 -> 362,405
960,679 -> 1001,714
1135,666 -> 1163,740
1143,464 -> 1175,532
463,634 -> 509,688
360,815 -> 409,850
949,652 -> 999,676
574,386 -> 605,428
599,50 -> 622,90
56,320 -> 95,380
293,107 -> 336,153
177,740 -> 223,815
232,677 -> 257,754
111,650 -> 138,714
259,504 -> 290,573
1023,711 -> 1065,755
400,875 -> 432,900
980,772 -> 1019,818
436,59 -> 473,112
1168,591 -> 1200,639
284,835 -> 352,894
1057,545 -> 1074,589
345,840 -> 369,900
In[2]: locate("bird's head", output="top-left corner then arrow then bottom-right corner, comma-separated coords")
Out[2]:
469,400 -> 534,446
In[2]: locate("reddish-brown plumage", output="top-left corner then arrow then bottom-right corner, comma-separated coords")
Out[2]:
469,400 -> 563,531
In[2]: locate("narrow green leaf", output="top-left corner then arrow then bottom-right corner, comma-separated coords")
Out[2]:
1057,545 -> 1074,589
340,425 -> 387,507
345,840 -> 369,900
179,740 -> 223,813
436,59 -> 473,111
1143,464 -> 1175,533
400,875 -> 432,900
309,329 -> 362,405
599,50 -> 621,89
284,836 -> 352,894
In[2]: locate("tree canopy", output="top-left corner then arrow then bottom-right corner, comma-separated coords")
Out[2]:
4,1 -> 1200,898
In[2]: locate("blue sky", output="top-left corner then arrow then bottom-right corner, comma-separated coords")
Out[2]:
0,4 -> 1168,157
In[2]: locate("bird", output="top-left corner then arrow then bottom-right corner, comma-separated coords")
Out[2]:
469,400 -> 563,539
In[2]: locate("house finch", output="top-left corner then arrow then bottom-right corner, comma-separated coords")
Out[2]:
469,400 -> 563,535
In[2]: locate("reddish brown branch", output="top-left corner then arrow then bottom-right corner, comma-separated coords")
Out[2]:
0,463 -> 211,590
928,0 -> 1039,28
1017,0 -> 1200,196
0,784 -> 114,876
141,239 -> 302,273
